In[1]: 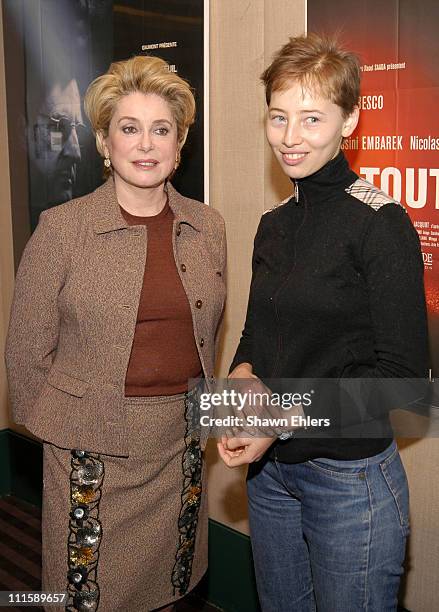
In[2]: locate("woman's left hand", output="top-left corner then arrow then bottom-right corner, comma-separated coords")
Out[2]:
217,435 -> 276,467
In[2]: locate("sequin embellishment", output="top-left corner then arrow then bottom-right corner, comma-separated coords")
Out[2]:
66,450 -> 104,611
171,387 -> 203,596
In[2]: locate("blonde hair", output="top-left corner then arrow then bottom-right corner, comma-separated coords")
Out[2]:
84,55 -> 196,157
261,33 -> 361,117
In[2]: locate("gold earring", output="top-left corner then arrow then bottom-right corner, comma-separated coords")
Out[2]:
174,151 -> 181,170
104,156 -> 111,168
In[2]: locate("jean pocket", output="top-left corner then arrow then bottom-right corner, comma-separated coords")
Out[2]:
380,449 -> 410,535
308,457 -> 366,481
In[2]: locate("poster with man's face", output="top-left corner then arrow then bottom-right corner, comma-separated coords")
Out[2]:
2,0 -> 204,241
21,0 -> 113,230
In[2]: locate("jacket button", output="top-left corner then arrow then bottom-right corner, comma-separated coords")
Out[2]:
181,263 -> 186,272
176,226 -> 181,236
196,300 -> 203,309
216,271 -> 222,277
200,338 -> 204,347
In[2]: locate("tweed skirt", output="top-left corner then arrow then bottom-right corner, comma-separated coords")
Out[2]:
41,388 -> 207,612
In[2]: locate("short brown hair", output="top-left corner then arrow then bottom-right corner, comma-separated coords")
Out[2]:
84,55 -> 195,157
261,33 -> 361,117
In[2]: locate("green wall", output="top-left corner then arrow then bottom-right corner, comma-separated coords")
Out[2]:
0,429 -> 11,495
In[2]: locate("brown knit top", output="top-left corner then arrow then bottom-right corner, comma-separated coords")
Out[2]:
120,200 -> 202,396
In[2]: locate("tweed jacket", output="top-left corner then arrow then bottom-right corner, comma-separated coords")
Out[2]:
5,178 -> 226,456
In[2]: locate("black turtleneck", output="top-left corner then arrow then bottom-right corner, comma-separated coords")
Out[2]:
231,152 -> 429,463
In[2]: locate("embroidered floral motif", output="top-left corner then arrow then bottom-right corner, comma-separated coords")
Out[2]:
171,387 -> 203,596
66,450 -> 104,611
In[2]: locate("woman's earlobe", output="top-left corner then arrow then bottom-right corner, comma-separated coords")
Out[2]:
342,106 -> 360,137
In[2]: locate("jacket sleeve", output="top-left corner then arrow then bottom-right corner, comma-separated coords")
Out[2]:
219,216 -> 227,284
358,203 -> 429,379
337,203 -> 430,431
5,210 -> 67,424
214,216 -> 227,357
229,215 -> 266,372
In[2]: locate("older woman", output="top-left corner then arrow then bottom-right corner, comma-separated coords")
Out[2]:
218,34 -> 428,611
6,56 -> 226,612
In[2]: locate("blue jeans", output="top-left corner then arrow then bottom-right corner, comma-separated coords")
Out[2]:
247,441 -> 409,612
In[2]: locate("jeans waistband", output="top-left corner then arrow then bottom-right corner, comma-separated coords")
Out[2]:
313,440 -> 397,467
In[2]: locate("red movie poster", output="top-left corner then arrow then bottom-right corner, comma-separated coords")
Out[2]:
308,0 -> 439,375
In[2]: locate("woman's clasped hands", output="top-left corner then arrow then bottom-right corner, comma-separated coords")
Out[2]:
217,362 -> 277,467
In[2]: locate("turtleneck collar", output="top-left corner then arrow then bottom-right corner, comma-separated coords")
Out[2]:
290,151 -> 358,205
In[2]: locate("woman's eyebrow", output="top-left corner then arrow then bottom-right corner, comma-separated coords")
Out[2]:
268,106 -> 287,113
117,115 -> 138,123
268,107 -> 326,114
299,109 -> 325,114
116,116 -> 173,125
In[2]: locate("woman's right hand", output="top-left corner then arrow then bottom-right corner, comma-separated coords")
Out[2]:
228,362 -> 258,379
218,362 -> 278,464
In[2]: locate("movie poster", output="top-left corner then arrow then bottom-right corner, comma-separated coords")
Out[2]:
112,1 -> 205,204
308,0 -> 439,376
2,0 -> 204,254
